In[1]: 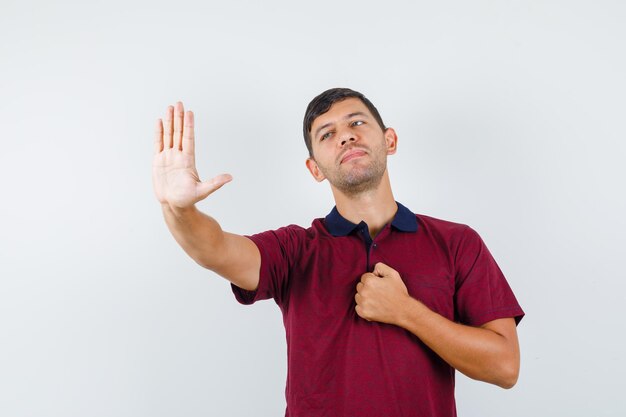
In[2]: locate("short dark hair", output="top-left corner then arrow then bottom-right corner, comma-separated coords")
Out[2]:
303,88 -> 386,157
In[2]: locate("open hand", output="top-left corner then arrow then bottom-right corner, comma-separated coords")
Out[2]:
152,101 -> 232,209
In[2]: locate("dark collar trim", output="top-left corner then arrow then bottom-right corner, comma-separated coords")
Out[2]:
324,201 -> 418,237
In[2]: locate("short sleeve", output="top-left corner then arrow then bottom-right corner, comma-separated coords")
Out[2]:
230,225 -> 305,307
453,226 -> 525,326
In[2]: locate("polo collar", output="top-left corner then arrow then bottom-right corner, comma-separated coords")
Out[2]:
324,201 -> 418,237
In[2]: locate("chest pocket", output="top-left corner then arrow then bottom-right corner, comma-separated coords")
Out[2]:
402,273 -> 454,321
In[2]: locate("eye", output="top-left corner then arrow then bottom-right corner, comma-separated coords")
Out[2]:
351,120 -> 365,127
320,131 -> 333,141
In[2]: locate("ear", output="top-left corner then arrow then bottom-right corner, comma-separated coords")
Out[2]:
384,127 -> 398,155
305,157 -> 326,182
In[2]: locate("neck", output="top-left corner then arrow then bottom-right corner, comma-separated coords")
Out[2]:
330,170 -> 397,238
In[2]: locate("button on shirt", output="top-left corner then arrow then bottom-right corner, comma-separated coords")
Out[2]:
232,202 -> 524,417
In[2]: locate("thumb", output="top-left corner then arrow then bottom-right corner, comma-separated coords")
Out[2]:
196,173 -> 233,200
373,262 -> 398,279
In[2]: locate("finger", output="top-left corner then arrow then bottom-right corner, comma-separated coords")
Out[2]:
355,292 -> 362,305
373,262 -> 397,278
355,305 -> 370,321
173,101 -> 184,150
182,110 -> 195,155
361,272 -> 375,283
154,118 -> 164,154
196,174 -> 233,201
356,282 -> 364,293
164,105 -> 174,149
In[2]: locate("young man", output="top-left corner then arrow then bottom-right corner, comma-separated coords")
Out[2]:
152,88 -> 524,417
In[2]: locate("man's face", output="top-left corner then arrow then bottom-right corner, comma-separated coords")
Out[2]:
306,98 -> 397,196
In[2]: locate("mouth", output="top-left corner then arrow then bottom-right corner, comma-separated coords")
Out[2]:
340,149 -> 368,164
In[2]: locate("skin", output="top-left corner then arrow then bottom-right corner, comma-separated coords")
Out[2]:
152,98 -> 520,389
152,102 -> 260,291
305,98 -> 399,237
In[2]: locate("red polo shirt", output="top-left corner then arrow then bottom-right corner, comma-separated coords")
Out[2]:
232,202 -> 524,417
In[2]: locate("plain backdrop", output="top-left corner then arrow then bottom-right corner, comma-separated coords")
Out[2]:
1,1 -> 625,416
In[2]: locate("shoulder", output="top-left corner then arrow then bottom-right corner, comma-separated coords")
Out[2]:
414,213 -> 487,255
415,213 -> 473,239
277,218 -> 328,238
246,218 -> 329,246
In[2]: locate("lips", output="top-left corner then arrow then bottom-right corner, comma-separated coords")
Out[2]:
340,149 -> 368,164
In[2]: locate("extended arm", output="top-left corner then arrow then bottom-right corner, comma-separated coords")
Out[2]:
153,102 -> 260,291
355,263 -> 520,389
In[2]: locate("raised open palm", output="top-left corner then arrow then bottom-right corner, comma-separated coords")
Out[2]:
152,102 -> 231,209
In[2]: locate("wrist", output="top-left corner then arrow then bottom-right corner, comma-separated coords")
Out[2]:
395,295 -> 425,328
162,203 -> 198,219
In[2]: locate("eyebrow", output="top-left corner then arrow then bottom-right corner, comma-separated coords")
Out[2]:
314,112 -> 370,139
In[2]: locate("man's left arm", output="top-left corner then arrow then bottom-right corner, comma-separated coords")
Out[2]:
355,262 -> 520,389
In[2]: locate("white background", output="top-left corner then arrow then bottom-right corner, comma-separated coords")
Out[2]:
1,1 -> 625,416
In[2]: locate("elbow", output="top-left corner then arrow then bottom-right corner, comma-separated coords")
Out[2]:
497,375 -> 518,390
494,359 -> 520,389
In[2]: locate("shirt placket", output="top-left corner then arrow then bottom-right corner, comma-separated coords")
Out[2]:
356,222 -> 385,272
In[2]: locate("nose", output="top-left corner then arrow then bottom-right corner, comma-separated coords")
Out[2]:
339,129 -> 357,147
340,137 -> 356,146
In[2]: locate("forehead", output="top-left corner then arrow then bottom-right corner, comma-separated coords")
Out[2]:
310,98 -> 372,130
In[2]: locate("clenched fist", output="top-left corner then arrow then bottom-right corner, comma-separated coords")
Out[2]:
355,262 -> 413,325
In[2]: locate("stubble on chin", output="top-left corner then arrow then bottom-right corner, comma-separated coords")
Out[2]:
327,157 -> 387,197
314,137 -> 389,196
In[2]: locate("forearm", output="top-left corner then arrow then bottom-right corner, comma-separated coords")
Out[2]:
161,203 -> 227,269
161,204 -> 261,290
396,298 -> 519,388
153,102 -> 260,291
